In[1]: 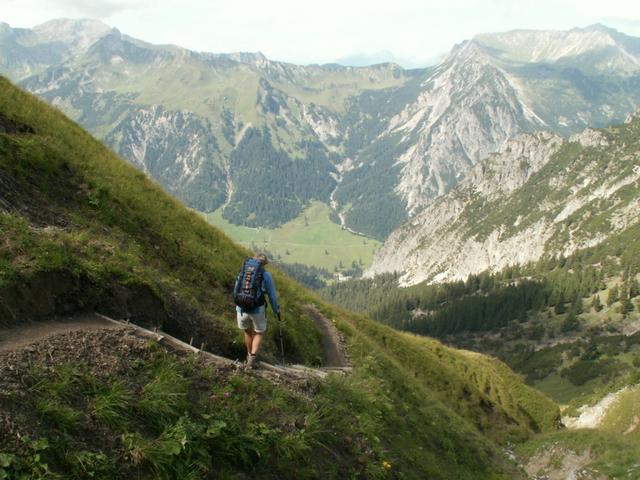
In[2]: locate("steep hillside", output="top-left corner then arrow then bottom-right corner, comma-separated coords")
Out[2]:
370,114 -> 640,285
2,21 -> 640,243
324,213 -> 640,477
0,77 -> 559,478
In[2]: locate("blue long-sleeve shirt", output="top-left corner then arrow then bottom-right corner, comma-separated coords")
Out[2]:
235,270 -> 279,315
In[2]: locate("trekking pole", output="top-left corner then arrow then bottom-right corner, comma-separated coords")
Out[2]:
278,309 -> 285,365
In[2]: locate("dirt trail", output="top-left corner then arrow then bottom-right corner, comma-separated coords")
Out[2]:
303,304 -> 351,368
0,307 -> 351,379
0,313 -> 119,352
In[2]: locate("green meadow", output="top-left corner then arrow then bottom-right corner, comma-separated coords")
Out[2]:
205,202 -> 380,271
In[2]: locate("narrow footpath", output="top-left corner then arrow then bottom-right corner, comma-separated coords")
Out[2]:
0,308 -> 352,381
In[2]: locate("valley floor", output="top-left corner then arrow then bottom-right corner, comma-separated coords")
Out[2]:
205,202 -> 380,272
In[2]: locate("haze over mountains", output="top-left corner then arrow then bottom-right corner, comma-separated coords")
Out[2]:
2,18 -> 640,244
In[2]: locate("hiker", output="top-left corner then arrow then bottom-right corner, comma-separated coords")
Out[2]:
233,253 -> 280,368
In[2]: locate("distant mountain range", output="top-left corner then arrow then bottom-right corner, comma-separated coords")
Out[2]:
2,19 -> 640,241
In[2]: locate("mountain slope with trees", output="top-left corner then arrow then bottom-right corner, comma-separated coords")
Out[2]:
370,114 -> 640,285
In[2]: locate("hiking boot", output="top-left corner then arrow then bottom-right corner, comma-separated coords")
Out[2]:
245,353 -> 257,369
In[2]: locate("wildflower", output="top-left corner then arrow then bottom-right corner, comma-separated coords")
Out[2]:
208,394 -> 218,400
223,391 -> 231,398
382,460 -> 392,470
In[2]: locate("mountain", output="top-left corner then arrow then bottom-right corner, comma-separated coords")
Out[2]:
474,24 -> 640,73
342,24 -> 640,234
1,20 -> 640,242
0,76 -> 560,478
334,51 -> 417,68
3,20 -> 416,233
368,113 -> 640,285
0,19 -> 110,79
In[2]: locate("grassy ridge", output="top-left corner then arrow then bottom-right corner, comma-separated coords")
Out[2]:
0,76 -> 558,478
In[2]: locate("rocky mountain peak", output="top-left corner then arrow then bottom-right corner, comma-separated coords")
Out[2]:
473,24 -> 639,71
226,51 -> 269,67
581,23 -> 618,34
3,20 -> 640,242
0,22 -> 12,33
31,18 -> 111,49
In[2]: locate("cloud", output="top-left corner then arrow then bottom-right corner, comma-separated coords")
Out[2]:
4,0 -> 640,65
47,0 -> 150,18
603,17 -> 640,35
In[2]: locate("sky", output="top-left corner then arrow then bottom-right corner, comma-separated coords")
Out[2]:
3,0 -> 640,67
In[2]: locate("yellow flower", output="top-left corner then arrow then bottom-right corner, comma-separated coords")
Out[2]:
382,460 -> 392,469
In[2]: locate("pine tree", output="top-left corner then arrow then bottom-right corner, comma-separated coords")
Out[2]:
620,286 -> 633,316
561,310 -> 579,333
591,295 -> 602,312
571,295 -> 583,314
607,285 -> 619,307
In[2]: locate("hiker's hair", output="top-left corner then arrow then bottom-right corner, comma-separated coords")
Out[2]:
254,252 -> 269,265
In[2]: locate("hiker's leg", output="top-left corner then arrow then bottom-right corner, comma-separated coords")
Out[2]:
250,308 -> 267,355
244,329 -> 255,354
250,332 -> 263,355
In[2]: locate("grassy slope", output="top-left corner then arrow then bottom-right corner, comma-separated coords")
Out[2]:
206,201 -> 380,271
517,385 -> 640,479
83,53 -> 407,132
0,77 -> 558,478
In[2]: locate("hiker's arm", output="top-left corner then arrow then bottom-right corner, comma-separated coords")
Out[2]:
264,272 -> 279,314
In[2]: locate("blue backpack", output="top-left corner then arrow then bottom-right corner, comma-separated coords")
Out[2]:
233,258 -> 266,310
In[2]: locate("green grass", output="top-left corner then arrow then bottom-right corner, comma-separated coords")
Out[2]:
534,373 -> 602,406
270,67 -> 408,112
3,350 -> 393,479
90,381 -> 132,430
517,429 -> 640,479
206,201 -> 380,272
600,386 -> 640,438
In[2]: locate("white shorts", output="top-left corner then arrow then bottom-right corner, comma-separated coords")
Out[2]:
236,306 -> 267,333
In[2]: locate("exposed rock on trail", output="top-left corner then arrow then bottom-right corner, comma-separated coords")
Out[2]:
524,446 -> 606,480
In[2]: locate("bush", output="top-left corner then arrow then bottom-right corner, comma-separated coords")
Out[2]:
561,358 -> 618,386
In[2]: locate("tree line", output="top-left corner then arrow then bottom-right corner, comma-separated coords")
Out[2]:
322,223 -> 640,337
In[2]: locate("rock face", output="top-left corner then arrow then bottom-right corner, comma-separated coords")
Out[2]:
368,116 -> 640,285
385,41 -> 542,215
105,105 -> 227,212
2,20 -> 640,237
